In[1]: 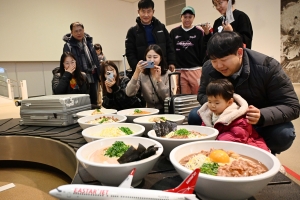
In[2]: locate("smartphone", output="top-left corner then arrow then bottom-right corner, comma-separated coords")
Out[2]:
144,61 -> 154,68
106,71 -> 114,81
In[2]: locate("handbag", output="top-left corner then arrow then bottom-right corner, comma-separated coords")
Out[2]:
148,75 -> 165,113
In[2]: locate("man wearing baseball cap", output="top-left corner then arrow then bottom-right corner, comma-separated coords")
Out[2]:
169,6 -> 206,95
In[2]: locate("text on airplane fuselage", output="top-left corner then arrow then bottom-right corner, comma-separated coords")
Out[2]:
74,188 -> 109,196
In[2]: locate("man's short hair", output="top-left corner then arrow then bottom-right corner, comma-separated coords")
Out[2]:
70,22 -> 84,31
138,0 -> 154,10
207,31 -> 243,59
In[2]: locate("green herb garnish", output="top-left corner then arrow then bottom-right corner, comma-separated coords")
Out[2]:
99,117 -> 108,124
159,117 -> 167,121
119,127 -> 133,135
174,128 -> 190,136
200,163 -> 219,176
134,109 -> 142,113
96,109 -> 101,112
104,141 -> 130,157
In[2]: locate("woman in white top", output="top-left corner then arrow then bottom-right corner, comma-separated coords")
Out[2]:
126,44 -> 175,113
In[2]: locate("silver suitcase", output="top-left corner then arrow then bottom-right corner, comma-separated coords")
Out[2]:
164,72 -> 200,118
19,94 -> 91,126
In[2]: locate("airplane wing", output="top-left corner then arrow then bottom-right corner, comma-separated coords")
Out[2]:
118,168 -> 136,188
185,197 -> 199,200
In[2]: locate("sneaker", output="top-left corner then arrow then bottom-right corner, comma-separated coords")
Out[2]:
280,165 -> 287,175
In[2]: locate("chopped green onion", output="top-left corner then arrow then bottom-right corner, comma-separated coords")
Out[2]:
104,141 -> 130,157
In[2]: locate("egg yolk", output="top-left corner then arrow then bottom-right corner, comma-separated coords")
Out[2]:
209,149 -> 230,163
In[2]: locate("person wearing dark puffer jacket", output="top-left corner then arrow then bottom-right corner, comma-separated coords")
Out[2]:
100,61 -> 144,110
188,31 -> 300,154
52,52 -> 89,95
125,0 -> 176,75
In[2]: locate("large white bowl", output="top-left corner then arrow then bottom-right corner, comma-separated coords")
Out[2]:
169,140 -> 280,200
133,114 -> 185,134
117,108 -> 159,123
148,125 -> 218,157
78,114 -> 127,129
82,123 -> 145,142
76,137 -> 163,187
76,109 -> 117,118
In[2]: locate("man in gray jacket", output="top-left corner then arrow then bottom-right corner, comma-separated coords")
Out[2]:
188,31 -> 300,154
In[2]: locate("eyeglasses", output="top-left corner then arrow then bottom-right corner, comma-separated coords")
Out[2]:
139,9 -> 153,16
213,1 -> 225,9
64,61 -> 76,66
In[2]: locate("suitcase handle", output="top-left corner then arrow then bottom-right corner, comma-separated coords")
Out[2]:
168,72 -> 181,97
30,116 -> 49,120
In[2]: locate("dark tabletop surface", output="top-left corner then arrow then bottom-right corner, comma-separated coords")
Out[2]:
1,118 -> 300,200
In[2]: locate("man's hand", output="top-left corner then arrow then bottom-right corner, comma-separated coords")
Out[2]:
246,105 -> 261,124
169,64 -> 175,72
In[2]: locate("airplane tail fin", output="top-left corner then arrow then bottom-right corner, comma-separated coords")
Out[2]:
118,168 -> 136,188
164,168 -> 200,194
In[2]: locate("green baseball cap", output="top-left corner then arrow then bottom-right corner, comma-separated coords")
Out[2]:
181,6 -> 195,15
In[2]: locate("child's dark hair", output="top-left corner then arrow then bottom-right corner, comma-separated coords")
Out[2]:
138,0 -> 154,10
94,43 -> 103,54
206,79 -> 234,101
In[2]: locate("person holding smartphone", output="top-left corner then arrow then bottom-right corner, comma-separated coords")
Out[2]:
100,60 -> 143,110
126,44 -> 176,113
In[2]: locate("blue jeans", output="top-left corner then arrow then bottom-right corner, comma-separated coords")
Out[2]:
188,107 -> 296,154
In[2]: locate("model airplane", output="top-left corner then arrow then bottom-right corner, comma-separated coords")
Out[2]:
49,168 -> 200,200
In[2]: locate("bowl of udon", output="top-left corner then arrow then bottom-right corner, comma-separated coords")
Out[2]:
76,137 -> 163,187
133,114 -> 185,134
148,125 -> 218,157
169,140 -> 280,200
117,108 -> 159,123
78,114 -> 127,129
82,123 -> 145,142
76,108 -> 117,118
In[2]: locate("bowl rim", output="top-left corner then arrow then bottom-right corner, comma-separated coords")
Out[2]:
116,108 -> 159,116
148,125 -> 219,141
78,114 -> 127,125
133,114 -> 185,124
169,140 -> 281,182
82,123 -> 146,139
76,137 -> 163,167
77,109 -> 118,116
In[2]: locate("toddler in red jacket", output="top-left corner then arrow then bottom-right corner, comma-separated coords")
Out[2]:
198,79 -> 269,151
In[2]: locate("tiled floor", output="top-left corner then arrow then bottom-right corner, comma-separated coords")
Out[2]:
1,85 -> 300,187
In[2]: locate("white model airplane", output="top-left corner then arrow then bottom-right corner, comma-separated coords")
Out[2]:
49,168 -> 200,200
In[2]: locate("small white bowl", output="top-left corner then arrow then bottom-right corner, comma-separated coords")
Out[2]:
76,109 -> 117,118
117,108 -> 159,123
76,137 -> 163,186
78,114 -> 127,129
133,114 -> 185,134
82,123 -> 145,142
148,125 -> 218,156
169,140 -> 280,200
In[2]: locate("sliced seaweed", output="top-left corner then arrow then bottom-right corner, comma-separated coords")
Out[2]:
153,120 -> 177,137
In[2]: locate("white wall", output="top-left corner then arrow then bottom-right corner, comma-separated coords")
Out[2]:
0,0 -> 281,97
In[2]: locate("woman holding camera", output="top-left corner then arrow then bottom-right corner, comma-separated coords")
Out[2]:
52,52 -> 89,95
126,44 -> 175,113
100,60 -> 143,110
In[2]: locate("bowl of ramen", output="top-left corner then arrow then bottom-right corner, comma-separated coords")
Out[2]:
169,140 -> 280,200
78,114 -> 127,129
82,123 -> 145,142
148,124 -> 218,157
76,108 -> 117,118
76,137 -> 163,186
133,114 -> 185,134
117,108 -> 159,122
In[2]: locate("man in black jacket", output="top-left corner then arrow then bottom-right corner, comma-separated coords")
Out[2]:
63,22 -> 100,108
188,31 -> 300,154
125,0 -> 176,75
